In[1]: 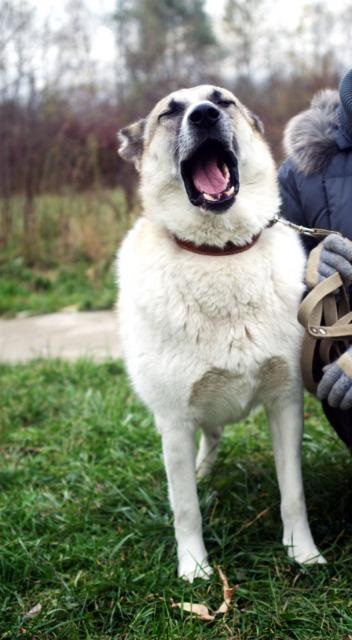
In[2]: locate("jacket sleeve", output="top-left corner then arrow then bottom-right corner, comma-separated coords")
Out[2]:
278,160 -> 318,254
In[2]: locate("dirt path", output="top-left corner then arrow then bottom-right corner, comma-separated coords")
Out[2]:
0,311 -> 121,363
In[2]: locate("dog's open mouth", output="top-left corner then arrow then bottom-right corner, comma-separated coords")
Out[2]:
180,140 -> 239,212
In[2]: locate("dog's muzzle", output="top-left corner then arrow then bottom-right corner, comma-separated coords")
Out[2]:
179,103 -> 239,213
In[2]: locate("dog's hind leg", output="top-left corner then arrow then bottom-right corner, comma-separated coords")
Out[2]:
156,415 -> 213,582
265,391 -> 326,565
196,427 -> 222,479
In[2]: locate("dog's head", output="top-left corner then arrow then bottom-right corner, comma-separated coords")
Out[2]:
118,85 -> 279,243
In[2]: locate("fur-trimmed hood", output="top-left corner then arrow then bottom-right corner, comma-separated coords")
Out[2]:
283,89 -> 341,175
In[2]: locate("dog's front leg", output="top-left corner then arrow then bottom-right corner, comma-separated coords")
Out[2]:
266,392 -> 326,565
156,416 -> 213,582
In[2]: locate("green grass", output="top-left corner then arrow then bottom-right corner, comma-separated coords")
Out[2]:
0,257 -> 116,317
0,189 -> 136,317
0,359 -> 352,639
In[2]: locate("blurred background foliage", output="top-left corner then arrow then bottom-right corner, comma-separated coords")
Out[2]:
0,0 -> 351,314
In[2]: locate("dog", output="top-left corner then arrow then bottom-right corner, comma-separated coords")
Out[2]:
117,85 -> 325,582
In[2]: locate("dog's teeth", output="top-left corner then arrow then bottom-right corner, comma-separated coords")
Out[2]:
203,184 -> 234,202
222,164 -> 230,180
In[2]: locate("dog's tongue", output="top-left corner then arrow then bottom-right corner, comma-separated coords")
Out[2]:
192,158 -> 227,195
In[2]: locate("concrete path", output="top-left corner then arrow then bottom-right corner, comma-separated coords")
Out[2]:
0,311 -> 121,363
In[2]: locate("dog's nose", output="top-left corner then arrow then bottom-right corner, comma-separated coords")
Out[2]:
188,102 -> 221,128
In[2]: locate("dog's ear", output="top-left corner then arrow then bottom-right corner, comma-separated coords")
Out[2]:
118,118 -> 146,171
249,111 -> 265,135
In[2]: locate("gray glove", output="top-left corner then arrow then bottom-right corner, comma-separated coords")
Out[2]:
317,347 -> 352,410
306,235 -> 352,289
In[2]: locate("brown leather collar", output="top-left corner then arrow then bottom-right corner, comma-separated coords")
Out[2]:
174,232 -> 261,256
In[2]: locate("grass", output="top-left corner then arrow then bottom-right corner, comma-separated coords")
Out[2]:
0,189 -> 136,317
1,359 -> 352,639
0,257 -> 116,317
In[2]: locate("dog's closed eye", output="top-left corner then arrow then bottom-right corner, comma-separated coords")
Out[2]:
216,99 -> 236,109
209,90 -> 236,110
158,99 -> 185,121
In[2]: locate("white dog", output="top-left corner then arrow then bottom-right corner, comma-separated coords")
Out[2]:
117,85 -> 325,582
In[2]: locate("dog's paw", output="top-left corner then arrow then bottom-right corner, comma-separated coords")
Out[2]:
286,544 -> 327,566
178,558 -> 213,583
294,550 -> 327,566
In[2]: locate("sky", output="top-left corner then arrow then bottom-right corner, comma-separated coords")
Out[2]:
32,0 -> 352,69
35,0 -> 310,56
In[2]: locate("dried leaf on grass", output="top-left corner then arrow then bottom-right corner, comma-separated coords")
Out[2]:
215,566 -> 238,614
172,567 -> 238,622
172,601 -> 215,621
23,603 -> 42,619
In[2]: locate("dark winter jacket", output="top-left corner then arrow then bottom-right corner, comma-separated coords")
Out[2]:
278,89 -> 352,253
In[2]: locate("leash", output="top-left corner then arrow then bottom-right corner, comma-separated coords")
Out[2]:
267,216 -> 351,393
298,273 -> 352,393
175,215 -> 343,257
174,215 -> 339,257
267,214 -> 344,239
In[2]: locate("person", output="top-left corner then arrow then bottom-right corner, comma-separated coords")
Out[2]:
278,68 -> 352,449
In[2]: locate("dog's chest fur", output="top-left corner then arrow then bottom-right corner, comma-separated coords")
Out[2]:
118,218 -> 304,427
